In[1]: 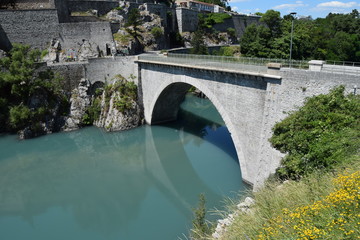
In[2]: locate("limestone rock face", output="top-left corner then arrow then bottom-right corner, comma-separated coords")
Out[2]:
94,91 -> 141,132
63,78 -> 91,131
78,40 -> 99,61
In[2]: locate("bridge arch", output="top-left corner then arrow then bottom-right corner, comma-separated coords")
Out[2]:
146,77 -> 249,183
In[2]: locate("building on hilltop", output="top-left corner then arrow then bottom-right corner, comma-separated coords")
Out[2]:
175,0 -> 224,13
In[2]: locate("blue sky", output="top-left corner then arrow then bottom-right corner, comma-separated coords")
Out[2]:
228,0 -> 360,18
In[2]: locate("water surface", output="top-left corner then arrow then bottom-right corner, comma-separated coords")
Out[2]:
0,94 -> 248,239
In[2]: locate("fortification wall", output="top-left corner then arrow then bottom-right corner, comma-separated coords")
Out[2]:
176,8 -> 198,32
143,3 -> 167,26
85,57 -> 139,84
175,8 -> 261,37
49,62 -> 86,93
0,9 -> 59,49
232,15 -> 262,37
58,22 -> 113,56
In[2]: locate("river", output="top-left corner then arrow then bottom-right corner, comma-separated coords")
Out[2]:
0,94 -> 248,240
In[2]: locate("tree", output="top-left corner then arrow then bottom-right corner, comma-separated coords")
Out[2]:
260,10 -> 282,37
191,193 -> 211,239
125,8 -> 143,39
0,44 -> 67,132
190,30 -> 208,55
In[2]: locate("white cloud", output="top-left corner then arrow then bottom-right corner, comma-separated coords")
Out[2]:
232,6 -> 239,12
317,1 -> 359,8
273,1 -> 307,10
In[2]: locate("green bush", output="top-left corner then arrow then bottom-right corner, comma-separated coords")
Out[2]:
199,13 -> 232,29
9,105 -> 31,129
270,86 -> 360,180
226,27 -> 236,38
151,26 -> 163,39
191,193 -> 211,239
0,44 -> 67,133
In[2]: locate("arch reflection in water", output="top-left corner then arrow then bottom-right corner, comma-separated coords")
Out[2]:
0,94 -> 248,240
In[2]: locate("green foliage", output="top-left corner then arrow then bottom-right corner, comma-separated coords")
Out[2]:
150,26 -> 163,39
199,13 -> 231,29
216,46 -> 240,56
82,97 -> 101,126
125,8 -> 143,39
226,27 -> 236,38
9,105 -> 31,129
114,6 -> 123,11
0,44 -> 67,132
103,75 -> 138,114
270,86 -> 360,180
191,193 -> 211,239
190,30 -> 208,55
240,10 -> 360,61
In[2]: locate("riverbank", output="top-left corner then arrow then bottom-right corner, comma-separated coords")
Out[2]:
192,86 -> 360,239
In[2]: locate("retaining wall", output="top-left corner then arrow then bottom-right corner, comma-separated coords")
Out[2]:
58,22 -> 114,56
0,9 -> 59,49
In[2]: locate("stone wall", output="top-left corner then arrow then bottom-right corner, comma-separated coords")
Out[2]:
175,8 -> 262,37
232,15 -> 262,37
143,3 -> 168,26
0,9 -> 60,50
175,7 -> 198,32
49,62 -> 87,93
58,22 -> 114,57
85,57 -> 139,84
212,15 -> 262,37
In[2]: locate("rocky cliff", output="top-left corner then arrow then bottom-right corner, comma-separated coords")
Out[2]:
63,75 -> 142,132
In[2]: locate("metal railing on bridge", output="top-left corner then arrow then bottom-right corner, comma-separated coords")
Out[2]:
138,53 -> 310,74
138,53 -> 360,75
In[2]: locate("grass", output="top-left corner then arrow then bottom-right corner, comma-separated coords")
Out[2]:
113,32 -> 133,46
212,157 -> 360,240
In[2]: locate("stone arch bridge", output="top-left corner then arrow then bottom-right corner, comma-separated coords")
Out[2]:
81,54 -> 359,188
133,55 -> 359,187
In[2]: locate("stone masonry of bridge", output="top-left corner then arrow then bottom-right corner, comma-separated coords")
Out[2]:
136,58 -> 359,187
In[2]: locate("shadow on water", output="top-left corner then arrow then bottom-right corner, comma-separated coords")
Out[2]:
162,94 -> 239,164
0,94 -> 248,239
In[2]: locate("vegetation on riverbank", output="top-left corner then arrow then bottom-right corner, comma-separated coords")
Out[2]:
191,86 -> 360,239
0,44 -> 68,135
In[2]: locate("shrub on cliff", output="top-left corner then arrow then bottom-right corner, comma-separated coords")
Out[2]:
0,44 -> 67,133
270,86 -> 360,180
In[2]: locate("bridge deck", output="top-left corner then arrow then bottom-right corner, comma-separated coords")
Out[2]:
137,54 -> 282,79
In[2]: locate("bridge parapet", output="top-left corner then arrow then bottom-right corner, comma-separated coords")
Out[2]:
137,54 -> 283,80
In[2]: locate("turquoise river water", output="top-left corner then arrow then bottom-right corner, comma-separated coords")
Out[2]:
0,94 -> 248,240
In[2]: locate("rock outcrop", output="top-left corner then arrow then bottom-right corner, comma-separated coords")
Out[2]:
63,76 -> 142,132
110,3 -> 166,54
63,78 -> 91,131
212,197 -> 255,239
94,91 -> 141,131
